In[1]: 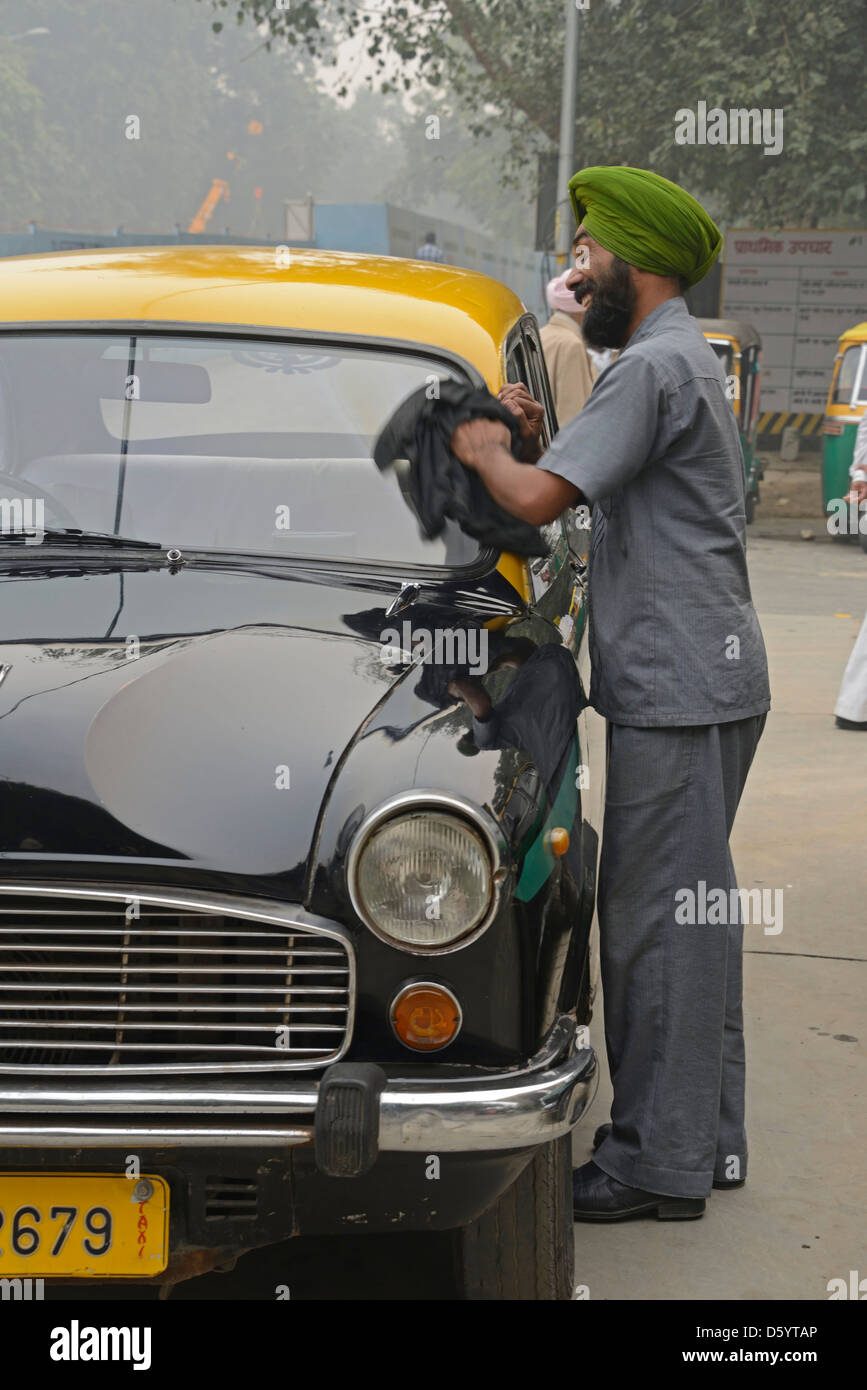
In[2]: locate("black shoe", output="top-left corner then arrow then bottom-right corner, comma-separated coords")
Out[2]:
835,716 -> 867,731
592,1123 -> 745,1191
572,1160 -> 705,1222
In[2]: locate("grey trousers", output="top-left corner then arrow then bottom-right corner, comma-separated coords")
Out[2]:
593,714 -> 766,1199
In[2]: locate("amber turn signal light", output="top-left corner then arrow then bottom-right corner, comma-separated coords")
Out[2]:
545,826 -> 570,857
390,982 -> 462,1052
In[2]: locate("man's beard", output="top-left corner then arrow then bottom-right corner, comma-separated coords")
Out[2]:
578,256 -> 636,350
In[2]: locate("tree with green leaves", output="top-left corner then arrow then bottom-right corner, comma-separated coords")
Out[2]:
0,0 -> 412,234
0,42 -> 63,218
203,0 -> 867,228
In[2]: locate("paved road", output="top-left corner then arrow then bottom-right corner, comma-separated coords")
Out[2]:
571,535 -> 866,1300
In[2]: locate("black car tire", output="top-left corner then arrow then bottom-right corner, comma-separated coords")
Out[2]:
450,1135 -> 574,1300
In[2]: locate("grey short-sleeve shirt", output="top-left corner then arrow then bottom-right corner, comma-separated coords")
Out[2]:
537,297 -> 771,727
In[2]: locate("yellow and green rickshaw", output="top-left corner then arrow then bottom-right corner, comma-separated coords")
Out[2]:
699,318 -> 763,523
822,322 -> 867,544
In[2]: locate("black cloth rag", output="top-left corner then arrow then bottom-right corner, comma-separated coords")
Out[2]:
373,379 -> 547,557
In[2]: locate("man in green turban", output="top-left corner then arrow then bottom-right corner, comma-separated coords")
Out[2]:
451,166 -> 770,1221
568,164 -> 722,289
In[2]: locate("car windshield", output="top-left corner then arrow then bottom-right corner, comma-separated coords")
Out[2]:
831,344 -> 867,407
0,332 -> 482,567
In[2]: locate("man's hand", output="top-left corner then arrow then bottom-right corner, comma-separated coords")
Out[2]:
450,417 -> 512,471
447,675 -> 492,719
449,389 -> 579,526
498,383 -> 545,462
845,479 -> 867,506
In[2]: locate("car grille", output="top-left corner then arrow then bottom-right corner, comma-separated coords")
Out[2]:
0,891 -> 352,1073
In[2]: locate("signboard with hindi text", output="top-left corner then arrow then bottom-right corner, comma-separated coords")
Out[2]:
721,229 -> 867,416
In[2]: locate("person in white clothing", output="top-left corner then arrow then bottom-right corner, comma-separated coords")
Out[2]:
834,412 -> 867,730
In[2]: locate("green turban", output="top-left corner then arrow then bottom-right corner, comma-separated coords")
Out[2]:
568,165 -> 722,288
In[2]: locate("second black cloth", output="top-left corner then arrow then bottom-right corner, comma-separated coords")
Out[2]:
373,379 -> 547,556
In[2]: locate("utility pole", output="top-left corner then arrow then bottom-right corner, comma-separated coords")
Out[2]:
555,0 -> 581,266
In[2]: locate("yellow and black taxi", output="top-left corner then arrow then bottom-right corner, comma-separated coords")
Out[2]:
0,246 -> 603,1300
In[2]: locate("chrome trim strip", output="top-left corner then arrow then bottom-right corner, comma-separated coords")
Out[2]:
0,1020 -> 570,1112
345,789 -> 510,956
0,1085 -> 320,1113
0,1124 -> 314,1149
379,1043 -> 596,1152
0,882 -> 355,1076
0,1018 -> 597,1154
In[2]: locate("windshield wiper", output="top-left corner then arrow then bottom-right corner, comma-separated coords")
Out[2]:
0,528 -> 165,551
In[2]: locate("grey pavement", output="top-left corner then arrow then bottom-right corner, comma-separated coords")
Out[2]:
572,535 -> 867,1300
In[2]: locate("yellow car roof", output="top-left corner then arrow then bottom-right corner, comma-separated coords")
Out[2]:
839,321 -> 867,345
0,245 -> 526,390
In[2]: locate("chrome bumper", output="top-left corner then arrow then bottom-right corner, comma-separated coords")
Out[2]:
0,1018 -> 597,1157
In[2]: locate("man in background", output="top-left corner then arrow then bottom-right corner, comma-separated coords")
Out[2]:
540,254 -> 597,425
834,412 -> 867,730
416,232 -> 445,263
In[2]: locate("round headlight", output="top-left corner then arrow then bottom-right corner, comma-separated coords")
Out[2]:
351,811 -> 493,951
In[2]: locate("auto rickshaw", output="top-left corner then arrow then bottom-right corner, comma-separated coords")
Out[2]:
821,321 -> 867,547
699,318 -> 763,522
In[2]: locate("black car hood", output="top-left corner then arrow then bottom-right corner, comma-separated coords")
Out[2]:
0,562 -> 508,886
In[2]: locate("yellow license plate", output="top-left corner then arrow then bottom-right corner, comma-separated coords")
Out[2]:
0,1173 -> 169,1277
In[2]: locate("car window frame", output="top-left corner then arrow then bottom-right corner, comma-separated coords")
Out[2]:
520,315 -> 559,445
503,315 -> 569,590
0,320 -> 515,584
